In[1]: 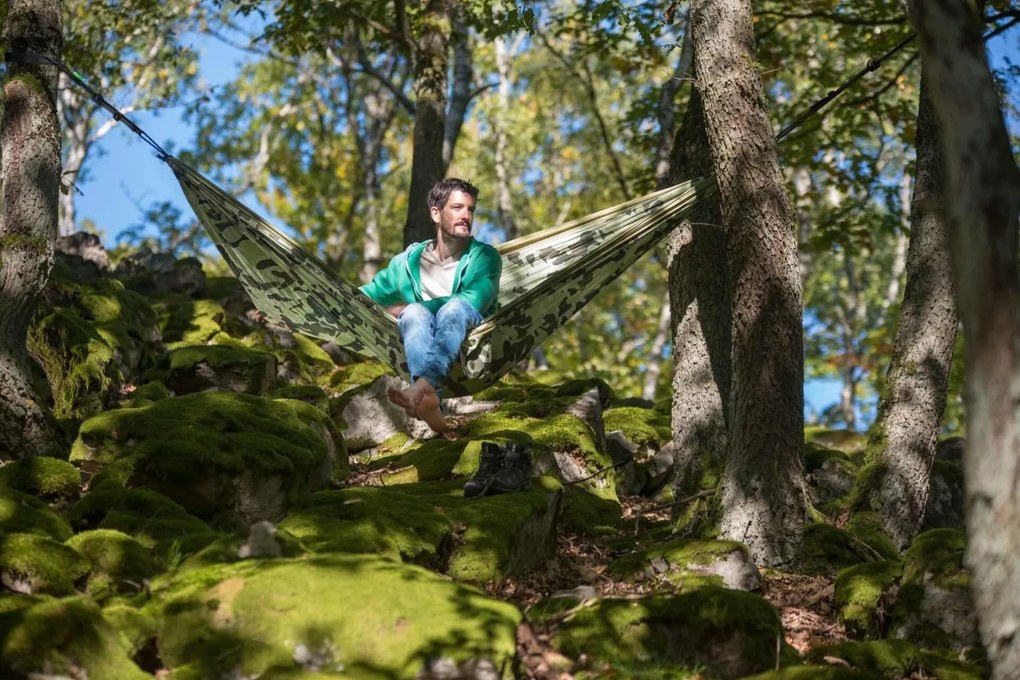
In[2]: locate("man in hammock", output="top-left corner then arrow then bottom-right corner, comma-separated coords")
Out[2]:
360,178 -> 502,435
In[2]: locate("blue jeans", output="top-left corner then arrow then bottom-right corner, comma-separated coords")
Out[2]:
397,298 -> 482,392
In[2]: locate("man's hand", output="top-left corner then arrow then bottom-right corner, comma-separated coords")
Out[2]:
386,304 -> 408,317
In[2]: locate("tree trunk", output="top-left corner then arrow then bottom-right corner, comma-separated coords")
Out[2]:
442,6 -> 472,172
402,0 -> 448,246
909,1 -> 1020,675
856,77 -> 957,550
0,0 -> 63,460
667,76 -> 731,518
691,0 -> 807,567
492,34 -> 517,242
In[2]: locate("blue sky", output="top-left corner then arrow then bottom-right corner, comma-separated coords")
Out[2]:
72,23 -> 1019,420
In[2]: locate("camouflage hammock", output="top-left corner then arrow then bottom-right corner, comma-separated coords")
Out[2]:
168,157 -> 712,395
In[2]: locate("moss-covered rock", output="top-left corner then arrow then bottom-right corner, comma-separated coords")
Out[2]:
164,343 -> 278,395
741,667 -> 877,680
156,295 -> 224,345
890,529 -> 978,651
0,595 -> 150,678
808,640 -> 986,679
119,379 -> 171,408
151,554 -> 521,678
0,533 -> 90,595
0,487 -> 73,541
922,459 -> 965,532
70,392 -> 344,521
551,588 -> 790,678
69,485 -> 216,558
805,444 -> 857,511
608,539 -> 760,590
799,523 -> 877,575
329,359 -> 391,395
0,456 -> 80,505
834,560 -> 903,637
603,406 -> 672,450
805,428 -> 868,458
65,529 -> 156,598
280,477 -> 562,582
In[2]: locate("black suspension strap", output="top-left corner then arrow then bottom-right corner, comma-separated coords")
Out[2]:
5,51 -> 170,160
774,32 -> 916,143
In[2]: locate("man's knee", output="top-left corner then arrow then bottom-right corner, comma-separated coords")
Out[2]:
436,298 -> 482,328
397,302 -> 434,334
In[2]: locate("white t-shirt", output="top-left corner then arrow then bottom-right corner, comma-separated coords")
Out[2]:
419,245 -> 461,300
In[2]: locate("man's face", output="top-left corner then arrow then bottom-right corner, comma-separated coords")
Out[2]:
432,190 -> 476,242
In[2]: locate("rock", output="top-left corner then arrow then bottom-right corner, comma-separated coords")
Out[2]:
922,459 -> 964,531
341,375 -> 433,447
609,539 -> 761,591
0,532 -> 90,595
153,554 -> 521,678
805,448 -> 857,507
0,596 -> 150,678
565,385 -> 609,454
70,392 -> 344,522
280,476 -> 562,582
165,345 -> 277,396
643,441 -> 675,496
0,487 -> 73,541
65,529 -> 156,598
834,560 -> 903,637
55,231 -> 111,281
891,529 -> 979,651
237,521 -> 283,559
935,436 -> 965,461
550,588 -> 787,678
0,456 -> 81,507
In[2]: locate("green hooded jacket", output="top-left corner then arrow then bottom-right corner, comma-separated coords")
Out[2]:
359,238 -> 502,316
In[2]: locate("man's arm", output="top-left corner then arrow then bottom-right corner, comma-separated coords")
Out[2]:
359,253 -> 408,308
452,246 -> 502,315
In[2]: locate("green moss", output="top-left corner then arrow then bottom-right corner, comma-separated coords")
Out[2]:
808,640 -> 924,677
152,554 -> 520,678
270,384 -> 330,411
741,666 -> 876,680
798,523 -> 875,574
0,533 -> 90,595
804,443 -> 853,473
0,233 -> 50,254
70,392 -> 338,493
834,560 -> 903,637
843,512 -> 900,561
102,601 -> 158,658
608,539 -> 751,588
121,380 -> 171,408
560,485 -> 622,534
329,360 -> 391,394
69,486 -> 212,552
27,307 -> 117,421
0,456 -> 80,501
167,343 -> 274,370
805,428 -> 867,458
0,488 -> 72,541
156,296 -> 224,345
902,529 -> 968,590
554,588 -> 788,678
604,406 -> 672,449
0,595 -> 150,678
292,333 -> 335,373
65,530 -> 156,599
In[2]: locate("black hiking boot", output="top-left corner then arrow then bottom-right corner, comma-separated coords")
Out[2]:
463,442 -> 505,498
487,442 -> 533,495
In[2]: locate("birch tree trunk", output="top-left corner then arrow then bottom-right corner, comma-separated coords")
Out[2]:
856,77 -> 957,550
0,0 -> 63,459
909,1 -> 1020,674
691,0 -> 807,567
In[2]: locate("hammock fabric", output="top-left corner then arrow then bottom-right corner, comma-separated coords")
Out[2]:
167,156 -> 712,396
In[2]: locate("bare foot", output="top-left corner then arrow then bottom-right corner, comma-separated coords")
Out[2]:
409,381 -> 453,436
387,385 -> 414,413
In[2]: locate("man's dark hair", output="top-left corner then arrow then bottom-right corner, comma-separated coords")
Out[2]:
428,177 -> 479,211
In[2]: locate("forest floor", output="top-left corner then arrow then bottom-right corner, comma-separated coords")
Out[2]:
479,495 -> 850,678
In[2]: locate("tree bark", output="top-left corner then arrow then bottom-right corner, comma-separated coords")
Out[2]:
691,0 -> 807,567
857,76 -> 957,550
0,0 -> 64,460
667,72 -> 731,519
442,6 -> 472,171
402,0 -> 448,246
909,1 -> 1020,675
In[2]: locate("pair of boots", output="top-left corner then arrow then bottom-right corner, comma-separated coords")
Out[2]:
463,442 -> 533,497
